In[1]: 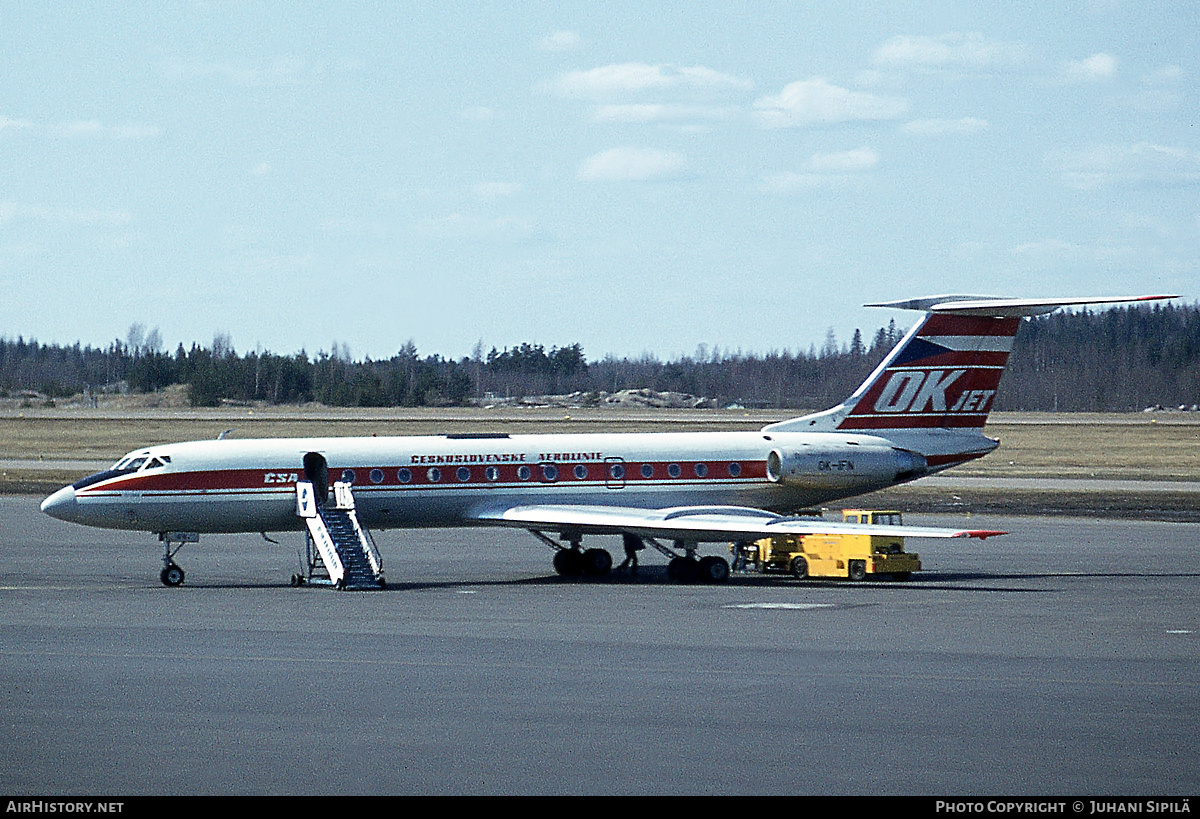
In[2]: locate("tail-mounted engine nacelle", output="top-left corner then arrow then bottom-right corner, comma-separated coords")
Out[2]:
766,445 -> 927,489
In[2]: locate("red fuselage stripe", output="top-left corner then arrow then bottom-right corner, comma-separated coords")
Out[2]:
77,459 -> 769,496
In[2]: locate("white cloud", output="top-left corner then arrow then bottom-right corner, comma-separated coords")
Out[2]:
753,78 -> 908,128
168,57 -> 307,87
763,148 -> 880,192
540,31 -> 580,52
902,117 -> 989,136
250,162 -> 272,177
6,118 -> 161,140
590,103 -> 738,124
578,146 -> 685,181
473,182 -> 522,200
1143,65 -> 1183,84
1133,65 -> 1184,112
1061,53 -> 1117,83
873,33 -> 1027,71
0,201 -> 132,226
0,116 -> 33,133
1052,143 -> 1200,189
59,120 -> 105,137
808,147 -> 879,173
547,63 -> 751,98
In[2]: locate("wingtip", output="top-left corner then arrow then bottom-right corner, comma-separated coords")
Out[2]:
960,530 -> 1008,540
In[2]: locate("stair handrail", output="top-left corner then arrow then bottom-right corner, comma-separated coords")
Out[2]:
332,481 -> 384,578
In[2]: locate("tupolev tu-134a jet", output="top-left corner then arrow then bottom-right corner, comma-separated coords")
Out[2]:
41,294 -> 1174,588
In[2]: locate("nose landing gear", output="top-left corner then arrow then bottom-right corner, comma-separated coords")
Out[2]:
530,530 -> 729,584
157,531 -> 198,587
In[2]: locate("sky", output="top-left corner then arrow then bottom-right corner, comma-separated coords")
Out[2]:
0,1 -> 1196,363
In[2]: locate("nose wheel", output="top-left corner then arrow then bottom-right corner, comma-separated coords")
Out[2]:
160,563 -> 185,587
157,531 -> 198,587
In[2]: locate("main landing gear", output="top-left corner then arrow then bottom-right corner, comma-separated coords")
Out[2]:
531,531 -> 729,584
667,554 -> 730,584
552,545 -> 614,578
663,539 -> 730,584
534,531 -> 614,578
157,532 -> 198,587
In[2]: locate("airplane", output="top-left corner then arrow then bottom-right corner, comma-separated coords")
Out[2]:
40,294 -> 1174,587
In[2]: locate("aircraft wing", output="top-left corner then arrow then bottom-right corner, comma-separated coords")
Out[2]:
470,504 -> 1005,542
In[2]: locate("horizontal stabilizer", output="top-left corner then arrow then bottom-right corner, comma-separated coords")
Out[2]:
866,294 -> 1177,318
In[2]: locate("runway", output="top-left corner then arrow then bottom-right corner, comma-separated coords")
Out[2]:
2,496 -> 1197,795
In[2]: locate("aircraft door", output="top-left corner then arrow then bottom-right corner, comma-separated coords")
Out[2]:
605,457 -> 626,489
303,452 -> 329,506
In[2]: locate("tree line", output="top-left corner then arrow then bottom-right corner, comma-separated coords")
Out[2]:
1,303 -> 1197,411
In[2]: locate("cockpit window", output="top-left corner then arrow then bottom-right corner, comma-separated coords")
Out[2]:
112,455 -> 147,472
145,458 -> 165,470
74,453 -> 153,490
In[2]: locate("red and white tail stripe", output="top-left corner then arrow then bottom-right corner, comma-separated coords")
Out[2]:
838,312 -> 1019,430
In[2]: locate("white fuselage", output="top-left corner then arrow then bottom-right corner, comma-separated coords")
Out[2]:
40,427 -> 991,535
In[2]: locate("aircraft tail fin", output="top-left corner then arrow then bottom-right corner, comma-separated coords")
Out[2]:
765,294 -> 1175,434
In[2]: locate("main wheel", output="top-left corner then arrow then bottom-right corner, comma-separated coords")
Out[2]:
697,556 -> 730,584
667,556 -> 699,583
790,556 -> 809,580
160,563 -> 184,587
553,548 -> 584,577
581,548 -> 613,576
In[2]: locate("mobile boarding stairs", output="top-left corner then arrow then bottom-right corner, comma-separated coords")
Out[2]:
293,480 -> 385,590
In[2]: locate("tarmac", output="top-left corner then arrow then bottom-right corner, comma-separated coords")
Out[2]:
1,495 -> 1198,795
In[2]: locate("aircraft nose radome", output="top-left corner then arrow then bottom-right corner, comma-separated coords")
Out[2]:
40,485 -> 78,521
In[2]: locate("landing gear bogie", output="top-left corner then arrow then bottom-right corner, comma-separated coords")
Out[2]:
554,546 -> 613,578
669,555 -> 729,584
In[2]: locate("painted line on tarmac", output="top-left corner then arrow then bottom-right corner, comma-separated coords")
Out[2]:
722,602 -> 834,610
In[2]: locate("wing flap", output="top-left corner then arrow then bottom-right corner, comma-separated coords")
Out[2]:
470,503 -> 1004,541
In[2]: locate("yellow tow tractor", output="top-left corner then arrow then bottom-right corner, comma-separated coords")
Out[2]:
734,509 -> 921,581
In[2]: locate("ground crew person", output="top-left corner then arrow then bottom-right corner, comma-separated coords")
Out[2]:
617,533 -> 645,574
